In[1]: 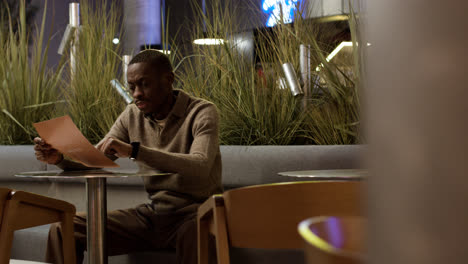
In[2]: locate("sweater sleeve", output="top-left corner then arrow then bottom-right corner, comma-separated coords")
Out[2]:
137,104 -> 219,180
104,106 -> 130,143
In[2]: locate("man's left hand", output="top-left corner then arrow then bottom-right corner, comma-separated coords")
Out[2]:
96,137 -> 132,158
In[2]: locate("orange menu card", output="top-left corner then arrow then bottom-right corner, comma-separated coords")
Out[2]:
33,115 -> 119,168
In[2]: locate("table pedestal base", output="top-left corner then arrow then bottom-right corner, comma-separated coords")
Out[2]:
86,178 -> 107,264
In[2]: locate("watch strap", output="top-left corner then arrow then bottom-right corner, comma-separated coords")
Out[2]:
130,142 -> 140,160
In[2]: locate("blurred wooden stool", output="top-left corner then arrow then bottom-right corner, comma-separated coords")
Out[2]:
198,181 -> 363,264
298,216 -> 366,264
0,187 -> 76,264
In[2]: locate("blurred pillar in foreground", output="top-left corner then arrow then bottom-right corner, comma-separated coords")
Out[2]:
364,1 -> 468,264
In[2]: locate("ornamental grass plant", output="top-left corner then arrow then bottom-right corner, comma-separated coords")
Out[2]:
304,5 -> 362,145
0,0 -> 361,146
61,0 -> 126,144
174,0 -> 306,145
0,0 -> 64,144
173,0 -> 362,145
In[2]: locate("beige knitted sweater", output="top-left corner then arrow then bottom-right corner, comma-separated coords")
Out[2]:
58,90 -> 222,211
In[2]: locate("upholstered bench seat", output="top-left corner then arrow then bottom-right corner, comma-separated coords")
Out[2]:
1,145 -> 364,263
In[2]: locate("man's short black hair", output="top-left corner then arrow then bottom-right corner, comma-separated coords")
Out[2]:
129,49 -> 173,73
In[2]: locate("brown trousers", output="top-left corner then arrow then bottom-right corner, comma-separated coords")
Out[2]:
45,203 -> 199,264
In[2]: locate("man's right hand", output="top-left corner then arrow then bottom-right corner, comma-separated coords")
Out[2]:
33,137 -> 63,165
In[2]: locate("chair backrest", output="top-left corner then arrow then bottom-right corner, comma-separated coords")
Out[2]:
223,181 -> 363,249
298,216 -> 365,264
0,188 -> 76,264
0,188 -> 12,226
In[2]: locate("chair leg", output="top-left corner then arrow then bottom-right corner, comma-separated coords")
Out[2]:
198,217 -> 210,264
0,201 -> 19,264
61,212 -> 76,264
0,229 -> 14,264
213,206 -> 229,264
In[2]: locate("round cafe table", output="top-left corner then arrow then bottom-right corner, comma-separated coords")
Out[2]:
278,169 -> 367,181
15,169 -> 170,264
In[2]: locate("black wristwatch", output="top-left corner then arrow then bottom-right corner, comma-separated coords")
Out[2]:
129,142 -> 140,161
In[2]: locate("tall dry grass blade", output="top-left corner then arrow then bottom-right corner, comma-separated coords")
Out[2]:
0,0 -> 64,144
61,0 -> 125,144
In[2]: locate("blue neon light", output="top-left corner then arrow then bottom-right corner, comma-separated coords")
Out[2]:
262,0 -> 300,27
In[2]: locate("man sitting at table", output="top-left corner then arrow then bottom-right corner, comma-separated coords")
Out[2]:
33,49 -> 222,264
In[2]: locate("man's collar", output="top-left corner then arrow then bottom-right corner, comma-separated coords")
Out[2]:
171,89 -> 189,118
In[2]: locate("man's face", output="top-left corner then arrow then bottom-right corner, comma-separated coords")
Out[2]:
127,62 -> 174,114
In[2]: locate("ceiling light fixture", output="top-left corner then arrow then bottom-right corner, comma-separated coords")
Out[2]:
316,41 -> 353,71
156,49 -> 171,54
193,38 -> 225,45
326,41 -> 353,62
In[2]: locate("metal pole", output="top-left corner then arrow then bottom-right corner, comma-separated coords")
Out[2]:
69,3 -> 80,79
282,63 -> 303,97
110,79 -> 133,104
122,55 -> 132,86
86,178 -> 107,264
300,44 -> 311,108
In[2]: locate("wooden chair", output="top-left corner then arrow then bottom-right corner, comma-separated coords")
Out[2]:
298,216 -> 365,264
197,181 -> 363,264
0,187 -> 76,264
